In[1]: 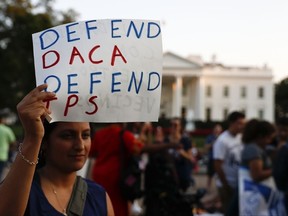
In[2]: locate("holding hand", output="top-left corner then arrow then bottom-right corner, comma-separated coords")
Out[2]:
17,84 -> 56,141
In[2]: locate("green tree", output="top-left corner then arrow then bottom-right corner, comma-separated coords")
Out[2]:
275,77 -> 288,119
0,0 -> 77,111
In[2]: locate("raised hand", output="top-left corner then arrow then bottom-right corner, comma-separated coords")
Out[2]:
17,84 -> 56,141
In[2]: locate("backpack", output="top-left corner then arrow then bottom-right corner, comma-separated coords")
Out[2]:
119,130 -> 143,201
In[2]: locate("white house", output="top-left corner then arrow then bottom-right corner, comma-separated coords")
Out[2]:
161,52 -> 274,122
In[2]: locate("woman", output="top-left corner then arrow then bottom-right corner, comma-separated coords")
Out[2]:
239,119 -> 278,215
143,124 -> 192,216
241,119 -> 275,182
169,118 -> 195,192
89,123 -> 144,216
0,84 -> 114,215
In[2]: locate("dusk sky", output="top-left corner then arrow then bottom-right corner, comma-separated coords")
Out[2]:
53,0 -> 288,82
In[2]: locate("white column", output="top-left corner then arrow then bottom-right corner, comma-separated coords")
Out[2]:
194,76 -> 205,121
172,76 -> 182,118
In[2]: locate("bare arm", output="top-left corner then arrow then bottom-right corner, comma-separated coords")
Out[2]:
178,148 -> 194,162
106,193 -> 115,216
214,159 -> 230,189
142,141 -> 181,153
249,159 -> 272,182
0,84 -> 55,215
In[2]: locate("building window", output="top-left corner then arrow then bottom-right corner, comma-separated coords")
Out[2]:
206,85 -> 212,97
206,107 -> 211,121
258,87 -> 264,98
223,86 -> 229,97
258,109 -> 264,119
223,108 -> 229,119
241,86 -> 246,98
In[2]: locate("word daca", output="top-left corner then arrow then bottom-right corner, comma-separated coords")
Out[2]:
42,45 -> 127,69
44,70 -> 161,116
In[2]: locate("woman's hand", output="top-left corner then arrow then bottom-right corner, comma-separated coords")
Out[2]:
17,84 -> 56,141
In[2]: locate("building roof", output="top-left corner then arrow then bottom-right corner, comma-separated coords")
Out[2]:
163,51 -> 202,69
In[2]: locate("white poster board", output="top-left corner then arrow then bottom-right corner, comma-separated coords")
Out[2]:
239,167 -> 287,216
32,19 -> 162,122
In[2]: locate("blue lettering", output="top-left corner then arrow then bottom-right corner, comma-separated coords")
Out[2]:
67,74 -> 79,94
147,22 -> 161,38
66,22 -> 80,42
147,72 -> 160,91
39,29 -> 59,50
111,72 -> 122,93
90,72 -> 102,94
111,19 -> 122,38
127,21 -> 144,39
85,20 -> 97,39
128,71 -> 143,94
44,75 -> 61,93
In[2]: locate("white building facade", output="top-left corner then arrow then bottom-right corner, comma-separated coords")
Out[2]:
161,52 -> 274,122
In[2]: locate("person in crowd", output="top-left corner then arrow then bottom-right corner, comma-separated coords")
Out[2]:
274,117 -> 288,148
157,113 -> 170,130
272,118 -> 288,212
0,110 -> 16,179
125,122 -> 153,216
213,111 -> 245,215
0,84 -> 114,215
241,119 -> 275,181
89,123 -> 144,216
267,116 -> 288,159
204,124 -> 223,192
169,118 -> 195,192
143,124 -> 192,216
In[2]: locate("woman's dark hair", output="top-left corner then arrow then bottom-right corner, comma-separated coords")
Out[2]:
43,120 -> 59,141
37,120 -> 59,169
242,119 -> 275,144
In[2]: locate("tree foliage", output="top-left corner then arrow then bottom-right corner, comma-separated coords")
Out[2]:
0,0 -> 77,111
275,77 -> 288,120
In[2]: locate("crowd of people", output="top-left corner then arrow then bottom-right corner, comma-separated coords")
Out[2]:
0,86 -> 198,216
0,85 -> 288,216
204,111 -> 288,216
88,118 -> 198,216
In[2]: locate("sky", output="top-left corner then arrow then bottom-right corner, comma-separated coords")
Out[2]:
53,0 -> 288,82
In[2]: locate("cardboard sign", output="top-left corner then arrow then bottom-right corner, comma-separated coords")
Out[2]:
32,19 -> 162,122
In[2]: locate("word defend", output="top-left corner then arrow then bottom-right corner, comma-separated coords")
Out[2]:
32,19 -> 162,123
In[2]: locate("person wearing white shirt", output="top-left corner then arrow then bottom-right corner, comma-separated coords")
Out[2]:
213,111 -> 246,216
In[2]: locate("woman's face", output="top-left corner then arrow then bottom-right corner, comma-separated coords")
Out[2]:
44,122 -> 91,172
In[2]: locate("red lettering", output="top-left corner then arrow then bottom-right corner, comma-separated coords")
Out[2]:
42,50 -> 60,69
88,45 -> 103,64
85,96 -> 98,115
44,97 -> 58,109
111,45 -> 127,66
64,94 -> 79,116
69,47 -> 85,65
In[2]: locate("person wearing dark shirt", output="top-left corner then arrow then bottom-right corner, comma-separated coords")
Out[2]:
204,124 -> 222,191
267,117 -> 288,212
0,84 -> 114,215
